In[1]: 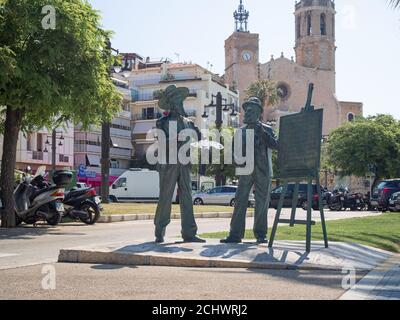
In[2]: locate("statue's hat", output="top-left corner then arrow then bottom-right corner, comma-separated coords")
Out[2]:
242,97 -> 263,113
157,85 -> 190,111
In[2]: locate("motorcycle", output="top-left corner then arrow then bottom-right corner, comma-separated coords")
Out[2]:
328,188 -> 355,211
14,166 -> 70,226
62,187 -> 102,225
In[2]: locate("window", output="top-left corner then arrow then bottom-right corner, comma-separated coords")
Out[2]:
142,107 -> 155,120
59,155 -> 69,163
27,134 -> 32,151
209,187 -> 223,194
37,133 -> 43,152
320,14 -> 327,35
114,177 -> 127,188
222,187 -> 236,193
277,83 -> 290,100
296,16 -> 301,39
110,159 -> 120,169
348,113 -> 355,122
307,14 -> 312,36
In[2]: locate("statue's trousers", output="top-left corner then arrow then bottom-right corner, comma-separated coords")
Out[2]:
154,164 -> 198,239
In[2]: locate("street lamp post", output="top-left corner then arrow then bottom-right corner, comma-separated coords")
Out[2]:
201,92 -> 238,186
44,129 -> 64,171
101,41 -> 120,204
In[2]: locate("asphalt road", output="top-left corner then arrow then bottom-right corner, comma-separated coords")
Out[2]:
0,209 -> 379,300
0,263 -> 366,300
0,209 -> 380,270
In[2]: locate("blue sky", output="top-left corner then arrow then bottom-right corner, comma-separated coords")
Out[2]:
89,0 -> 400,119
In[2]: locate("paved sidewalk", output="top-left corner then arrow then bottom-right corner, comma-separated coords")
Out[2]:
340,254 -> 400,300
59,240 -> 393,272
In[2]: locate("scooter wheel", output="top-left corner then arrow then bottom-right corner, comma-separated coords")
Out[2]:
79,202 -> 100,225
15,213 -> 23,227
46,212 -> 62,226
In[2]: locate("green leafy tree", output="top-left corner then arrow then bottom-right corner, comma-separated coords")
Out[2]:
245,80 -> 279,107
326,115 -> 400,191
0,0 -> 122,227
192,126 -> 237,185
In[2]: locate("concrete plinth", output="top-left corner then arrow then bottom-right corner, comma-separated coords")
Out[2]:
58,240 -> 393,272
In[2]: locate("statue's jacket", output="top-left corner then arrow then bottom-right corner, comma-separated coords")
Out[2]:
156,114 -> 199,167
237,122 -> 279,178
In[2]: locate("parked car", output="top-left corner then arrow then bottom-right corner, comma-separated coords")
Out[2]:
370,180 -> 400,212
109,169 -> 178,203
76,182 -> 89,189
193,186 -> 255,207
388,191 -> 400,212
270,183 -> 325,210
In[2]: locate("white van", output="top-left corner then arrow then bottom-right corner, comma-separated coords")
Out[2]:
109,169 -> 178,203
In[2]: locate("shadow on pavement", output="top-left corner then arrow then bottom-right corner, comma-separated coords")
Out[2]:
115,242 -> 193,254
0,225 -> 86,240
91,264 -> 137,270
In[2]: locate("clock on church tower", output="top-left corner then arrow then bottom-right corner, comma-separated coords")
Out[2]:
225,0 -> 259,106
242,51 -> 253,62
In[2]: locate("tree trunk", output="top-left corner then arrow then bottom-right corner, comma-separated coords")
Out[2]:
1,106 -> 23,228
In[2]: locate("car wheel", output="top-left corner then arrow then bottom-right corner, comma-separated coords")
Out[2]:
193,198 -> 204,206
230,199 -> 236,207
109,196 -> 118,203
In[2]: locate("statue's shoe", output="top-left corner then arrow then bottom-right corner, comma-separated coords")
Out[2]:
183,236 -> 206,243
155,237 -> 165,243
220,237 -> 242,244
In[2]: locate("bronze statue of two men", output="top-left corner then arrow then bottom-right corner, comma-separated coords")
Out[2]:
154,85 -> 278,244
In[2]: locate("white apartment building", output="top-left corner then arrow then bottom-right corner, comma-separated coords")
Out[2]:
126,61 -> 240,160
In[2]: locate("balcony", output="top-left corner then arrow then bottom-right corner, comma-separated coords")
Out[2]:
117,110 -> 131,119
32,151 -> 44,161
74,144 -> 101,154
110,147 -> 132,158
160,74 -> 202,83
59,154 -> 70,163
133,113 -> 163,121
111,127 -> 132,138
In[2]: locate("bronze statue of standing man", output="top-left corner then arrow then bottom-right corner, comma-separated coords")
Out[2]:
153,85 -> 205,244
221,97 -> 279,244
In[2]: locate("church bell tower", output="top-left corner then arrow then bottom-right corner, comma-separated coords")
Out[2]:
225,0 -> 259,107
294,0 -> 336,71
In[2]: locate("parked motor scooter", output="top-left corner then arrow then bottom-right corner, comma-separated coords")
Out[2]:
328,188 -> 358,211
14,166 -> 71,226
62,187 -> 102,225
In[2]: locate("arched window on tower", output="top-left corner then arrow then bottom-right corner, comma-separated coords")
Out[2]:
307,14 -> 312,36
320,13 -> 327,35
296,16 -> 301,39
348,113 -> 355,122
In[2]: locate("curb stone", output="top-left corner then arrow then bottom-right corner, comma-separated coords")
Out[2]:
57,246 -> 372,272
98,212 -> 255,223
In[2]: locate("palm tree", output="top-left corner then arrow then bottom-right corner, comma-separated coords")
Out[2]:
245,80 -> 279,108
389,0 -> 400,8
